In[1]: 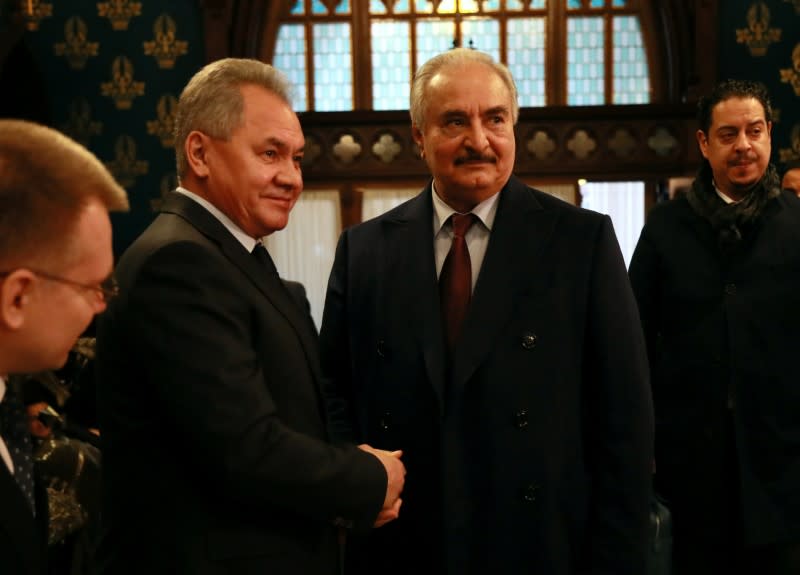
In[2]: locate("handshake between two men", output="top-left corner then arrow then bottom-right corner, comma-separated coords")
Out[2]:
359,445 -> 406,528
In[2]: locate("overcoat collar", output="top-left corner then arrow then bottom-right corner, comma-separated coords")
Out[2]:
380,176 -> 559,412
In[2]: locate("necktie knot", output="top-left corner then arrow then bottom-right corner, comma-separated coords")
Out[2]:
252,243 -> 279,277
450,212 -> 476,239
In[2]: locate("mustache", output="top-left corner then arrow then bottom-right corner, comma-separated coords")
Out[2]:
730,153 -> 757,165
454,153 -> 497,165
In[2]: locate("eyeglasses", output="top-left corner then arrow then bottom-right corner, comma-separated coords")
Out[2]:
0,268 -> 119,303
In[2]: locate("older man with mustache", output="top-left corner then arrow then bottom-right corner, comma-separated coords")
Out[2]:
319,48 -> 654,575
629,79 -> 800,575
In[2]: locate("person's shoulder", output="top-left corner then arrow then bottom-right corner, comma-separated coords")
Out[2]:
346,191 -> 425,236
778,188 -> 800,208
519,183 -> 604,224
642,195 -> 692,227
116,212 -> 219,274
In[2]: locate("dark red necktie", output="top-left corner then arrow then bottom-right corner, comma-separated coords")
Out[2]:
439,213 -> 477,350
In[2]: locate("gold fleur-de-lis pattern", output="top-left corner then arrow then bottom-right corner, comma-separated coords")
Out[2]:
143,14 -> 188,69
60,98 -> 103,147
101,55 -> 145,110
54,16 -> 99,70
105,134 -> 148,188
15,3 -> 202,251
22,0 -> 53,31
780,43 -> 800,96
735,2 -> 781,56
146,94 -> 178,148
778,123 -> 800,163
97,0 -> 142,31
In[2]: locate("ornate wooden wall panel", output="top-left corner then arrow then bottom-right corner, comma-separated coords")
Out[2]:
299,104 -> 702,186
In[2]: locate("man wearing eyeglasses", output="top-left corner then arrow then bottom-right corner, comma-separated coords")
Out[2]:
0,119 -> 128,575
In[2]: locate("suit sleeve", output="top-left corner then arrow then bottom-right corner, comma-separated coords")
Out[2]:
584,216 -> 654,575
117,240 -> 385,524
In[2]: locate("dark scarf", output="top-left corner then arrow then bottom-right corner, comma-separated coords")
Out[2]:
686,162 -> 781,250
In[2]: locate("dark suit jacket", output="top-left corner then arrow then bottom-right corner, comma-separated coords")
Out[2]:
95,192 -> 386,575
0,463 -> 47,575
0,435 -> 50,575
320,176 -> 654,575
629,190 -> 800,547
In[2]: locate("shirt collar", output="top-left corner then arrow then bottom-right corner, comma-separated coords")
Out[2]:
712,180 -> 741,205
431,181 -> 501,234
175,187 -> 261,252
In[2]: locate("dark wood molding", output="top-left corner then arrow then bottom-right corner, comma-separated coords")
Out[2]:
200,0 -> 233,63
299,104 -> 701,186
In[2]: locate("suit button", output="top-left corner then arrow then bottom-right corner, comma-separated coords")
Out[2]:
514,409 -> 529,429
379,412 -> 392,431
521,483 -> 539,503
724,283 -> 736,295
376,339 -> 387,358
520,332 -> 537,350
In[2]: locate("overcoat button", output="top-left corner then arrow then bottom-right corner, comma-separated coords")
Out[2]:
514,409 -> 529,429
521,483 -> 539,503
521,332 -> 537,350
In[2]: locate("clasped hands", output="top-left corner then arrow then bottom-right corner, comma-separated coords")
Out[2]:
359,444 -> 405,528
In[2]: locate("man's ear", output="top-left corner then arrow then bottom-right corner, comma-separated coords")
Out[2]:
696,129 -> 709,160
185,131 -> 211,178
412,124 -> 425,158
0,270 -> 36,330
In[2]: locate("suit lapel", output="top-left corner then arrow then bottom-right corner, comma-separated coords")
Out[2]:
0,463 -> 38,562
159,193 -> 322,378
382,188 -> 448,411
450,177 -> 558,391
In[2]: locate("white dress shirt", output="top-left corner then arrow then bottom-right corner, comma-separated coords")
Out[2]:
175,187 -> 261,252
0,376 -> 15,474
432,183 -> 501,292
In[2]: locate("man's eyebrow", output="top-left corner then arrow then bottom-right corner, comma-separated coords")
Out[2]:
264,137 -> 304,153
716,119 -> 766,132
485,105 -> 510,116
264,137 -> 289,150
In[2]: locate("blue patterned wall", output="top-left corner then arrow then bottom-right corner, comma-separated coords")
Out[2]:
4,0 -> 205,257
718,0 -> 800,171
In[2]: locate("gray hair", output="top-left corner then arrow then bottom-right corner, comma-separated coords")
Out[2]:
409,48 -> 519,130
174,58 -> 293,177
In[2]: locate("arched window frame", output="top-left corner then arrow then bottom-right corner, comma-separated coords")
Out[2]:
269,0 -> 666,111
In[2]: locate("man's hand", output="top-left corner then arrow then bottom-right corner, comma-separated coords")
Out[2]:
359,444 -> 405,527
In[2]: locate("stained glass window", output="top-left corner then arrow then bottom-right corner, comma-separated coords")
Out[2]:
567,17 -> 605,106
273,24 -> 307,112
372,21 -> 412,110
273,0 -> 651,111
507,18 -> 546,107
313,23 -> 352,111
613,16 -> 649,104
